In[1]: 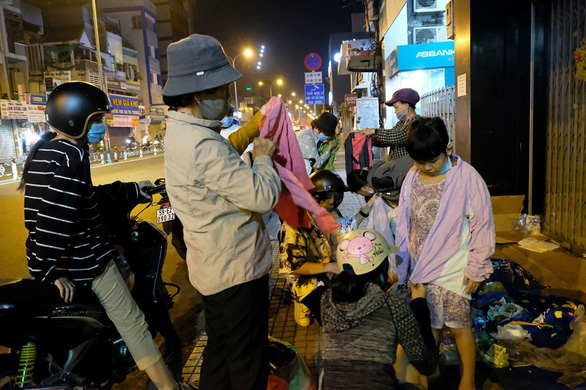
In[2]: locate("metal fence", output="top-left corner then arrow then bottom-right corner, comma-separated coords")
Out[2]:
420,85 -> 456,146
543,0 -> 586,251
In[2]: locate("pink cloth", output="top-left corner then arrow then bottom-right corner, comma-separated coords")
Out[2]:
259,97 -> 339,234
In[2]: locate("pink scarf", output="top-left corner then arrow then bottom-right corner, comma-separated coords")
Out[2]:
259,98 -> 339,234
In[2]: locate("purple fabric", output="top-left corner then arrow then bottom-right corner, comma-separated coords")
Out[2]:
395,155 -> 495,284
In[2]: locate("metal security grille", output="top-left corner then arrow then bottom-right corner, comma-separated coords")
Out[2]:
544,0 -> 586,251
420,85 -> 456,147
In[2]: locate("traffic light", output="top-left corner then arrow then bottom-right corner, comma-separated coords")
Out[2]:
246,87 -> 252,91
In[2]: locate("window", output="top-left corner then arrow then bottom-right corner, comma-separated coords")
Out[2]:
151,71 -> 158,85
132,15 -> 142,30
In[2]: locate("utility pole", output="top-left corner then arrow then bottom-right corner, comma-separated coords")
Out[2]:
92,0 -> 112,163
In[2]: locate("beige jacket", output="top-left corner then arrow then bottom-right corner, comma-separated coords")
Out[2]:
164,111 -> 281,296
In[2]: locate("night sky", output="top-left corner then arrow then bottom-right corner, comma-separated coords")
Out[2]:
192,0 -> 363,99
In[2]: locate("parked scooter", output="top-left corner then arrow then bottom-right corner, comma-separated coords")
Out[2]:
0,184 -> 182,389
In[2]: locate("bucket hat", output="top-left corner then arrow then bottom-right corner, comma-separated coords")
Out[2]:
163,34 -> 242,96
385,88 -> 420,106
311,112 -> 338,136
367,156 -> 414,202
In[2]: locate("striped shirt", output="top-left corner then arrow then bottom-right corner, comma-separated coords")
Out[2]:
24,138 -> 140,283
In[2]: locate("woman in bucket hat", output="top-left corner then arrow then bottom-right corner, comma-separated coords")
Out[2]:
162,34 -> 281,390
361,88 -> 420,161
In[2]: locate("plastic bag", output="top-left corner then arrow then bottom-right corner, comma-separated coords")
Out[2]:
512,214 -> 541,235
268,337 -> 315,390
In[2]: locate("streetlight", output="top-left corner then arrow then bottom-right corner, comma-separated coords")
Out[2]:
291,92 -> 296,97
258,79 -> 283,97
288,100 -> 292,104
227,48 -> 253,114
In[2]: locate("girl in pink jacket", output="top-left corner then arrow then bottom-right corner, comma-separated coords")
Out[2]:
394,117 -> 495,390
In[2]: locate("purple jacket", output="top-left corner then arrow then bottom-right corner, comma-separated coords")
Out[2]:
395,155 -> 495,297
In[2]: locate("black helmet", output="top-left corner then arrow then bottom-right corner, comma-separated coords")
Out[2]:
46,81 -> 111,139
309,170 -> 349,209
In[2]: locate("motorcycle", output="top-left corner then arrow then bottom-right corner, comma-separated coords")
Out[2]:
0,184 -> 182,389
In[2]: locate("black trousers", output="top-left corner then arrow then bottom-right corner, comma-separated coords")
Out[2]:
199,274 -> 269,390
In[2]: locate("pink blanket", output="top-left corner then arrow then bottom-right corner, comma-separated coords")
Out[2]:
259,97 -> 339,234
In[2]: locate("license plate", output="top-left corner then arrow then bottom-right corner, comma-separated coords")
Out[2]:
156,205 -> 176,223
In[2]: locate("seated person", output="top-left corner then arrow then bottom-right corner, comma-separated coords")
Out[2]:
320,229 -> 438,390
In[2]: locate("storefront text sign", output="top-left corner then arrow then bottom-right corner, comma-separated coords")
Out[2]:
396,41 -> 455,71
110,94 -> 139,116
0,100 -> 47,122
0,100 -> 28,120
345,93 -> 358,107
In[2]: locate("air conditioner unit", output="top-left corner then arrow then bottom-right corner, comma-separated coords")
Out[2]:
339,39 -> 380,73
413,26 -> 447,44
413,0 -> 444,13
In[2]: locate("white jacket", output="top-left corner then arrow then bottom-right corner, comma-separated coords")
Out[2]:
164,111 -> 281,295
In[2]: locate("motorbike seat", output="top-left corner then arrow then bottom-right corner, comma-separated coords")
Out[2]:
0,278 -> 102,313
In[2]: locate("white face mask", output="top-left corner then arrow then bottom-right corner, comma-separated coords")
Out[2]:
395,106 -> 408,121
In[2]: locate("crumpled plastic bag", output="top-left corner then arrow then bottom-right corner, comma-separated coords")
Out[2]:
563,305 -> 586,358
491,324 -> 531,341
487,297 -> 525,323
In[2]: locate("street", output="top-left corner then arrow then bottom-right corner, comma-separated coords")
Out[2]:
0,155 -> 202,389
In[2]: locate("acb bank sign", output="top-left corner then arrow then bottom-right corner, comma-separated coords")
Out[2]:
388,41 -> 455,76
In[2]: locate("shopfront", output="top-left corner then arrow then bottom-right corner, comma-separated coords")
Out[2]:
0,98 -> 49,160
385,41 -> 455,126
106,94 -> 140,149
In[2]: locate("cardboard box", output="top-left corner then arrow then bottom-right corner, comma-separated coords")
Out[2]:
491,195 -> 526,244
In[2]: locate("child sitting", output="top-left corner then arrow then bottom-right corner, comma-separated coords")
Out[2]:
320,228 -> 438,390
280,170 -> 376,326
395,117 -> 495,390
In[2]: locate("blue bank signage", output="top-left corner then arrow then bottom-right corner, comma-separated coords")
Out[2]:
396,41 -> 455,71
110,94 -> 139,116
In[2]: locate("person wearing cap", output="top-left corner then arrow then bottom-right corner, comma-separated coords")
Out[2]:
361,88 -> 420,161
320,229 -> 437,390
297,112 -> 340,174
162,34 -> 281,390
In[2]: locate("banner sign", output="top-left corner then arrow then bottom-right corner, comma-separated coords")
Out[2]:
27,105 -> 46,122
0,100 -> 28,119
107,116 -> 140,127
396,41 -> 455,71
344,93 -> 358,107
30,94 -> 47,105
0,99 -> 47,122
110,94 -> 139,116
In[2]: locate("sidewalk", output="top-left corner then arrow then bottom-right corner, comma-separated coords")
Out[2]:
181,149 -> 365,387
180,144 -> 586,389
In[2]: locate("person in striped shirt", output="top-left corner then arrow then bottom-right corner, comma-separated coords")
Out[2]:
19,81 -> 190,390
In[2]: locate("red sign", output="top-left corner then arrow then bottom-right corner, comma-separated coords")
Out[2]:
304,53 -> 322,71
345,93 -> 358,108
